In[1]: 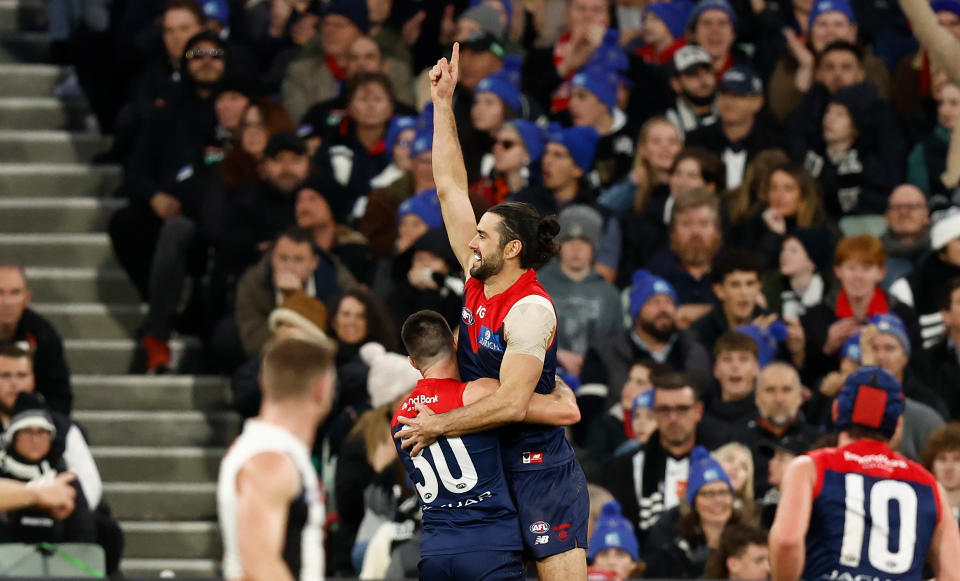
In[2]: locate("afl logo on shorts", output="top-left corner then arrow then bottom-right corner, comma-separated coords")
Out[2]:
529,521 -> 550,534
461,307 -> 474,325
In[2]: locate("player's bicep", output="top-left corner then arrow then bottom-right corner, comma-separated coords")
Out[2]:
771,456 -> 816,542
463,378 -> 500,406
928,482 -> 960,581
235,453 -> 299,580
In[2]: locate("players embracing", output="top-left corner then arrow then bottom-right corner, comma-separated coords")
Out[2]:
395,43 -> 591,580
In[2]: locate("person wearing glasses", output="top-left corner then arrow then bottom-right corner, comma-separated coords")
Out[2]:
601,371 -> 738,544
470,120 -> 546,207
880,185 -> 930,287
644,446 -> 743,578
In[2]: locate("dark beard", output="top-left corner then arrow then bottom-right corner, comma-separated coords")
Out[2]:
640,316 -> 675,342
470,253 -> 504,281
673,234 -> 721,268
683,90 -> 716,108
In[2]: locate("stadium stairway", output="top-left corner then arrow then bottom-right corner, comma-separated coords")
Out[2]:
0,1 -> 238,576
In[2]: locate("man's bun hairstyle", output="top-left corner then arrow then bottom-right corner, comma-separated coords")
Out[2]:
488,202 -> 560,270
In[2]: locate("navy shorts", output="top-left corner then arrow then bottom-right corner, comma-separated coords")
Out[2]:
419,550 -> 524,580
508,458 -> 589,560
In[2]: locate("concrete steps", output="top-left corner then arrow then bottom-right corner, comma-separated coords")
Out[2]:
105,482 -> 218,520
0,0 -> 46,33
33,302 -> 144,340
0,31 -> 50,63
93,446 -> 225,483
74,410 -> 240,447
0,197 -> 123,232
64,337 -> 203,374
0,63 -> 61,96
0,97 -> 89,130
24,267 -> 138,303
73,375 -> 230,411
0,162 -> 121,196
122,521 -> 221,560
120,558 -> 218,578
0,233 -> 115,268
0,130 -> 108,163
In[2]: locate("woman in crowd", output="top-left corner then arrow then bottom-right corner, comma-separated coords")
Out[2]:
723,149 -> 790,231
763,228 -> 835,319
921,422 -> 960,523
712,442 -> 756,523
314,72 -> 398,223
645,447 -> 741,578
464,56 -> 523,181
617,146 -> 724,287
470,119 -> 546,206
728,161 -> 830,268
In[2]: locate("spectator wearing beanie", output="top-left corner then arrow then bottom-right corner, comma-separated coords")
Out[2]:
568,65 -> 639,188
538,205 -> 624,381
370,115 -> 417,190
686,66 -> 781,190
231,291 -> 331,418
880,185 -> 931,287
686,0 -> 747,75
644,446 -> 738,578
471,55 -> 523,143
470,119 -> 546,206
767,0 -> 892,123
332,342 -> 420,574
580,270 -> 711,428
513,123 -> 622,283
908,81 -> 960,201
762,227 -> 835,320
587,501 -> 642,580
635,2 -> 690,66
798,82 -> 904,219
892,208 -> 960,347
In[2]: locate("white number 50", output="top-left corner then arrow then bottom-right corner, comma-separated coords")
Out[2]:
840,473 -> 917,574
407,435 -> 478,504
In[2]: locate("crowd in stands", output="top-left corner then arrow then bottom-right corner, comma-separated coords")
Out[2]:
9,0 -> 960,577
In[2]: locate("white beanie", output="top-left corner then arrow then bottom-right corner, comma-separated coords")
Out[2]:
360,343 -> 422,408
931,207 -> 960,250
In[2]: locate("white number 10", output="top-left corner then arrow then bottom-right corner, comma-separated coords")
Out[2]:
840,473 -> 918,574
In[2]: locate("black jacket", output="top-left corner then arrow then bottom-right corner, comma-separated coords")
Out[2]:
917,338 -> 960,421
2,310 -> 71,415
219,178 -> 301,276
747,413 -> 822,494
685,115 -> 782,186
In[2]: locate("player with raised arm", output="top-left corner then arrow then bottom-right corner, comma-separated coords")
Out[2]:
769,366 -> 960,581
395,43 -> 590,580
393,310 -> 580,580
218,337 -> 336,581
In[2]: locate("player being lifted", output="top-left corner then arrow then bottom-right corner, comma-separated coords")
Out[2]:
395,43 -> 590,580
769,366 -> 960,581
393,310 -> 580,580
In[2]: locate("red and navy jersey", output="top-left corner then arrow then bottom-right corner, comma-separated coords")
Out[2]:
803,440 -> 941,581
457,269 -> 574,472
391,378 -> 522,556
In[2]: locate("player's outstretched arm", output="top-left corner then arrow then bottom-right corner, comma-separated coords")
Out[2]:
769,456 -> 816,581
234,452 -> 299,581
928,482 -> 960,581
463,377 -> 581,426
431,43 -> 479,275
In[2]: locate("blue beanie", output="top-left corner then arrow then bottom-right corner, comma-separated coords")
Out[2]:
633,389 -> 654,411
410,127 -> 432,158
571,66 -> 619,112
687,0 -> 737,33
628,269 -> 678,321
201,0 -> 229,24
326,0 -> 370,34
588,501 -> 640,563
397,189 -> 443,229
808,0 -> 856,29
475,55 -> 523,112
586,29 -> 630,73
648,2 -> 691,40
735,320 -> 788,367
833,366 -> 904,439
505,120 -> 546,163
546,123 -> 599,172
870,313 -> 911,357
385,116 -> 417,153
469,0 -> 513,31
932,0 -> 960,18
686,446 -> 733,505
841,332 -> 862,362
